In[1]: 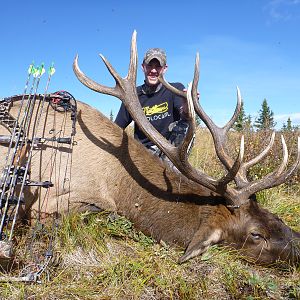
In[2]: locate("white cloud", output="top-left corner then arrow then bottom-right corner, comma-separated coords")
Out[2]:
264,0 -> 300,22
274,112 -> 300,125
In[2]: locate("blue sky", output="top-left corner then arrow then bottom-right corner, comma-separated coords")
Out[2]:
1,0 -> 299,128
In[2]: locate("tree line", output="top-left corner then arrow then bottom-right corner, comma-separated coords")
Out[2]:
232,98 -> 299,132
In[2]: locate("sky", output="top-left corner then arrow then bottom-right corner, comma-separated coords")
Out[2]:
1,0 -> 300,129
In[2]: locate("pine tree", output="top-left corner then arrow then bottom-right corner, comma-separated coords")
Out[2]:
281,123 -> 287,132
282,117 -> 299,132
233,100 -> 246,131
109,110 -> 114,121
254,99 -> 276,130
244,114 -> 252,131
286,117 -> 292,131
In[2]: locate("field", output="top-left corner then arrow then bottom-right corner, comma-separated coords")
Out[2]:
0,128 -> 299,299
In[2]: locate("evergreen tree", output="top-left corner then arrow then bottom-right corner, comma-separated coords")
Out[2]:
281,123 -> 287,132
282,117 -> 299,132
294,124 -> 300,131
254,99 -> 276,130
233,100 -> 246,131
109,110 -> 114,121
286,117 -> 292,131
244,114 -> 252,131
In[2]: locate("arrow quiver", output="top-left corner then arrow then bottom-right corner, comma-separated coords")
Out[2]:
0,89 -> 77,282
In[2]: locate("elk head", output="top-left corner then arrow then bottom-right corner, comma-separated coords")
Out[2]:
73,31 -> 300,266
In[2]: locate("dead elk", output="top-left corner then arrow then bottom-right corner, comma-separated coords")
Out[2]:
72,31 -> 300,266
0,31 -> 299,267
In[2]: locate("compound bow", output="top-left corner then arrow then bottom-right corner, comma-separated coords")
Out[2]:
0,63 -> 77,282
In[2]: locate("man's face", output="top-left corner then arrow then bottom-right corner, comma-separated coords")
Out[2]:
142,59 -> 167,86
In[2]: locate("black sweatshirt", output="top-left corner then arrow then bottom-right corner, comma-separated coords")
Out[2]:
115,82 -> 185,147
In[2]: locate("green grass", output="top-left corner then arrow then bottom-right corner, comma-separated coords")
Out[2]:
0,129 -> 300,299
0,210 -> 300,299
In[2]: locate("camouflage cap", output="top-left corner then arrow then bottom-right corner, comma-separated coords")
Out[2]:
143,48 -> 167,66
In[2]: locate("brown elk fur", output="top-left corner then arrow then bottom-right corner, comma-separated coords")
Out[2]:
0,99 -> 299,266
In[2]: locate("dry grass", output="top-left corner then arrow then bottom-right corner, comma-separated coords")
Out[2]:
0,129 -> 300,299
1,212 -> 299,299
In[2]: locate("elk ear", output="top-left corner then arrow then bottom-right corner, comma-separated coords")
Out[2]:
178,228 -> 222,264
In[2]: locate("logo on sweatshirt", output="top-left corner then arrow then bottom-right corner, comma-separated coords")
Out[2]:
143,102 -> 168,116
143,102 -> 171,122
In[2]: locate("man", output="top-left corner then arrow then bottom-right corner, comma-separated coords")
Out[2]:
115,48 -> 188,155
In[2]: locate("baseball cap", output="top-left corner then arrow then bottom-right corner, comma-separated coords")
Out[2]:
143,48 -> 167,66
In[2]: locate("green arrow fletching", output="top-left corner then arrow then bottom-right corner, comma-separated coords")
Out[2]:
28,64 -> 35,75
39,65 -> 45,76
33,66 -> 40,78
48,66 -> 56,76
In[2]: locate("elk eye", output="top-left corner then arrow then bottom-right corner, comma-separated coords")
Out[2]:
251,232 -> 263,240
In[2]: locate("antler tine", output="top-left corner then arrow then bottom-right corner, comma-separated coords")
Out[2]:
234,132 -> 276,187
237,135 -> 300,201
218,136 -> 245,187
190,55 -> 242,136
73,31 -> 138,100
190,54 -> 242,176
178,82 -> 197,161
73,55 -> 121,99
223,87 -> 243,132
190,53 -> 216,132
243,131 -> 276,171
189,55 -> 243,172
185,84 -> 244,191
127,30 -> 138,83
282,136 -> 300,180
99,54 -> 124,90
191,53 -> 199,102
190,76 -> 245,189
277,135 -> 289,175
210,87 -> 243,169
158,75 -> 186,97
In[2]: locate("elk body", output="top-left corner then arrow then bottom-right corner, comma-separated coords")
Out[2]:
1,32 -> 300,266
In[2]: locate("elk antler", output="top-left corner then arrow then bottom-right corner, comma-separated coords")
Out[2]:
159,53 -> 300,206
73,31 -> 300,206
73,31 -> 246,205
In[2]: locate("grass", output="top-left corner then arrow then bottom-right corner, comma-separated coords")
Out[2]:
0,128 -> 300,299
1,212 -> 300,299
